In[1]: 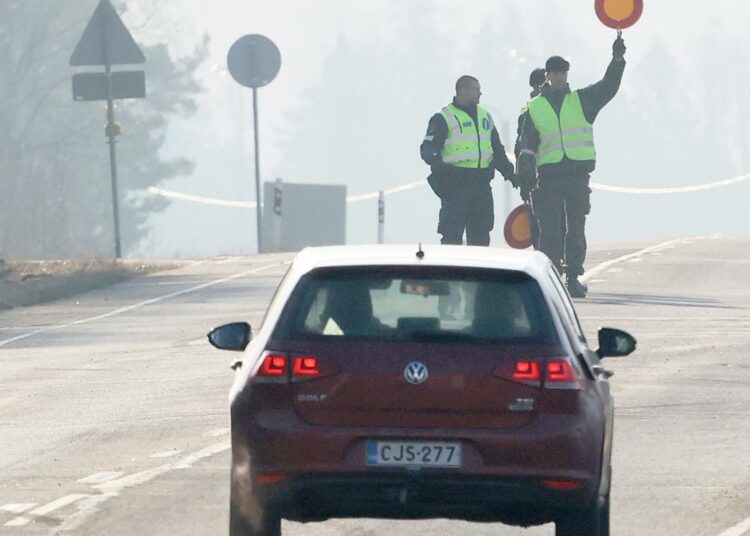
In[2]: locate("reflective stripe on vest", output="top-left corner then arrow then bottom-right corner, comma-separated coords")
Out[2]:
439,104 -> 494,169
527,91 -> 595,166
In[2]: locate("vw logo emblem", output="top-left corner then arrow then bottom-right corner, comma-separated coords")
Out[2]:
404,362 -> 429,385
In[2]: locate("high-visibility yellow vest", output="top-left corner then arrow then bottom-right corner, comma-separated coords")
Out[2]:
439,104 -> 494,169
527,91 -> 595,166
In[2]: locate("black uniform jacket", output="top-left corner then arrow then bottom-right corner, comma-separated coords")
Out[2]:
420,98 -> 516,183
518,57 -> 625,179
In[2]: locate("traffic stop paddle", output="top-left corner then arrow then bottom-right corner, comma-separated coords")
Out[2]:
503,204 -> 533,250
595,0 -> 644,34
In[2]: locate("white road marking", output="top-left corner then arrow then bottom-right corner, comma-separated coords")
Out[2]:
0,262 -> 283,347
607,267 -> 624,273
150,450 -> 181,459
204,428 -> 229,437
718,516 -> 750,536
586,279 -> 607,284
77,472 -> 124,484
627,257 -> 643,263
4,494 -> 89,527
0,503 -> 36,514
173,442 -> 229,469
582,237 -> 696,283
55,442 -> 230,533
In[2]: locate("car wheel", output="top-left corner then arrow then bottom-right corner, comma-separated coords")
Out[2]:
229,500 -> 281,536
555,493 -> 609,536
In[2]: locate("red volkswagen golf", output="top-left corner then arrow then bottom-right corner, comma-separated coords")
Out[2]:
208,245 -> 635,536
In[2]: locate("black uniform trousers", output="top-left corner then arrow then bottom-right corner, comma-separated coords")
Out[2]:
531,174 -> 591,276
431,171 -> 494,246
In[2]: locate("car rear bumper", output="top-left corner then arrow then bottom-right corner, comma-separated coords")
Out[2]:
253,472 -> 593,525
233,407 -> 604,476
231,408 -> 605,525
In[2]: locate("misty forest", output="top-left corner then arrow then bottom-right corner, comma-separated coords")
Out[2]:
1,1 -> 748,258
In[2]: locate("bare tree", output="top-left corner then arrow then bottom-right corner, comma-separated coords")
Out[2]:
0,0 -> 207,258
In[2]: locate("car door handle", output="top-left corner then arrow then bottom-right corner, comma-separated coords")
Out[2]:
592,365 -> 614,379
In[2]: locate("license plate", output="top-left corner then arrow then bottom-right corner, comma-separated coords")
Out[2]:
366,441 -> 462,468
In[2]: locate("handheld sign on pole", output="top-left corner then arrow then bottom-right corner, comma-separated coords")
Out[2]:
70,0 -> 145,259
594,0 -> 643,30
503,204 -> 533,249
227,34 -> 281,254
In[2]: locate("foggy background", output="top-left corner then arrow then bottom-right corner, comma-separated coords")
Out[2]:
1,0 -> 748,259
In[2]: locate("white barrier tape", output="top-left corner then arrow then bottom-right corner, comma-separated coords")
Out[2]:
591,172 -> 750,194
145,181 -> 430,207
146,186 -> 258,208
145,171 -> 750,208
346,180 -> 428,202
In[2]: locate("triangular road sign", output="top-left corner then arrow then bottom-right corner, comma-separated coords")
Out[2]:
70,0 -> 145,66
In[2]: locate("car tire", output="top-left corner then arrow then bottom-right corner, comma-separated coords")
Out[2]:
555,493 -> 609,536
229,500 -> 281,536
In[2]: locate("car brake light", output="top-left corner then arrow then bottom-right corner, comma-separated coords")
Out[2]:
542,478 -> 582,490
293,356 -> 321,377
495,360 -> 542,387
544,359 -> 580,389
513,361 -> 542,382
259,354 -> 288,377
255,473 -> 288,485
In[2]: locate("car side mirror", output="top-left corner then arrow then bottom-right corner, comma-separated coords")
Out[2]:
596,327 -> 636,358
208,322 -> 252,352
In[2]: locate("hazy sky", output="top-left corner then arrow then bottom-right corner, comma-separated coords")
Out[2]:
122,0 -> 750,257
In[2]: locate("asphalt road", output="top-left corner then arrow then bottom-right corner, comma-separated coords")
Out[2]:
1,237 -> 749,536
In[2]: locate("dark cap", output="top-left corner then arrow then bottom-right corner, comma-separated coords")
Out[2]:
545,56 -> 570,73
529,68 -> 546,88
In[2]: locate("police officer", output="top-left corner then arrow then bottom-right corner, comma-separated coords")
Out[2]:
421,75 -> 516,246
517,36 -> 626,297
515,67 -> 547,249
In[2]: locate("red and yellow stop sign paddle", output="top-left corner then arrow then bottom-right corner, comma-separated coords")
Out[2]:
503,204 -> 533,249
595,0 -> 643,29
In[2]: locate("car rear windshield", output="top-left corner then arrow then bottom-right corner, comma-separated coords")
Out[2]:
271,266 -> 557,344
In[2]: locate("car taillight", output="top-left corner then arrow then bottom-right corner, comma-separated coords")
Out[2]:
496,360 -> 542,387
258,354 -> 288,377
513,361 -> 542,383
293,356 -> 321,377
497,358 -> 580,389
542,478 -> 583,491
254,351 -> 336,384
544,359 -> 580,389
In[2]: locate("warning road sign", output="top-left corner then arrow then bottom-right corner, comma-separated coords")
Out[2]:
70,0 -> 145,66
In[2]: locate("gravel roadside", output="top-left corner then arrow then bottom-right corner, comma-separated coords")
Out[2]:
0,258 -> 178,311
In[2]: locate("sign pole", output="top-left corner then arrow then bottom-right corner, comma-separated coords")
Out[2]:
252,87 -> 263,253
227,34 -> 281,255
70,0 -> 146,260
502,119 -> 512,220
378,190 -> 385,244
105,61 -> 122,259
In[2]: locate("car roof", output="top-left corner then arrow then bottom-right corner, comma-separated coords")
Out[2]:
291,244 -> 554,281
